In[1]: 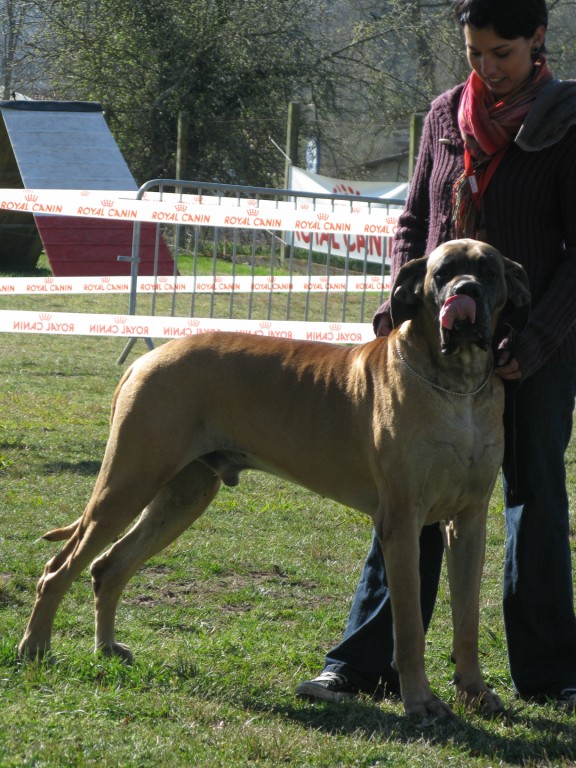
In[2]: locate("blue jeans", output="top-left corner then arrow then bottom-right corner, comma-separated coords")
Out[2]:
324,362 -> 576,698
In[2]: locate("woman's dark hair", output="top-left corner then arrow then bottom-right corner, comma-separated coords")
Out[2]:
454,0 -> 548,40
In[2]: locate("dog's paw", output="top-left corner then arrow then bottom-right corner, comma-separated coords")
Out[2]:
405,694 -> 455,722
17,637 -> 51,661
96,641 -> 134,664
457,686 -> 505,718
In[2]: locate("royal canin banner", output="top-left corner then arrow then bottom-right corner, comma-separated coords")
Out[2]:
288,167 -> 409,200
287,168 -> 407,264
0,274 -> 391,295
0,309 -> 373,344
0,185 -> 393,344
0,187 -> 400,237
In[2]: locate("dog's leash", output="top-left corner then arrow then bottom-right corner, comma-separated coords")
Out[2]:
394,339 -> 494,397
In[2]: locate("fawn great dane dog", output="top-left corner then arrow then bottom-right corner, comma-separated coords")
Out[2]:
19,238 -> 530,720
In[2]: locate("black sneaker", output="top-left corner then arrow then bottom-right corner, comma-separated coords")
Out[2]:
553,688 -> 576,709
516,686 -> 576,709
296,671 -> 359,702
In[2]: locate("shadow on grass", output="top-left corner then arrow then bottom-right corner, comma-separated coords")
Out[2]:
251,696 -> 576,765
4,645 -> 575,764
44,460 -> 102,476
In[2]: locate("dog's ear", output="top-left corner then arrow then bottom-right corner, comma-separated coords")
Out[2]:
501,256 -> 531,332
390,256 -> 428,327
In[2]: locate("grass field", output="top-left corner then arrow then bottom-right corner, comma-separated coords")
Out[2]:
1,276 -> 576,766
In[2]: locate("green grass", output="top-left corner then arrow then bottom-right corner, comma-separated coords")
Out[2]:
1,281 -> 576,765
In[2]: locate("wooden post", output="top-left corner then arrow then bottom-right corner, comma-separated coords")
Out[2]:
408,113 -> 424,180
281,102 -> 300,264
176,111 -> 190,181
284,102 -> 300,189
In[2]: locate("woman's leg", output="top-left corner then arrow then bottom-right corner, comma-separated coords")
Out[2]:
320,524 -> 444,695
502,363 -> 576,698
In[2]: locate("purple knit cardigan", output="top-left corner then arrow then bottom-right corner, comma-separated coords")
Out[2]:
377,80 -> 576,379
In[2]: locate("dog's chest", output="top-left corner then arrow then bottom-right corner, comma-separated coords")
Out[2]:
430,403 -> 501,465
399,396 -> 504,520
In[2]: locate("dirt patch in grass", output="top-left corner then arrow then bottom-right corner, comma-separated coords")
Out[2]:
126,565 -> 323,611
0,573 -> 26,606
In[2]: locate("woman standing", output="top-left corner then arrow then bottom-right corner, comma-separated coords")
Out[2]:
297,0 -> 576,707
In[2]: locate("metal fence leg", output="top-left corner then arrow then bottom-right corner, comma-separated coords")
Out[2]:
116,336 -> 154,365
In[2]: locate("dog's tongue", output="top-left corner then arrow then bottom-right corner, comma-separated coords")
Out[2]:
440,294 -> 476,329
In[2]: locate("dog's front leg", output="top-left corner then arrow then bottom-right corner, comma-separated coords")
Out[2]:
444,514 -> 504,716
378,517 -> 454,721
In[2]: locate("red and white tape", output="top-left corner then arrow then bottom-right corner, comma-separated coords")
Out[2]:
0,188 -> 391,345
0,309 -> 373,344
0,188 -> 400,235
0,274 -> 391,295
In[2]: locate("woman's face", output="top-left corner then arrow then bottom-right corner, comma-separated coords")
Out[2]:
464,23 -> 546,97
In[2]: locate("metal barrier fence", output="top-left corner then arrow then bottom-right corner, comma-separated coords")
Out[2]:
119,178 -> 404,360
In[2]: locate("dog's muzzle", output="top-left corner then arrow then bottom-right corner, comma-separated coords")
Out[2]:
439,281 -> 491,355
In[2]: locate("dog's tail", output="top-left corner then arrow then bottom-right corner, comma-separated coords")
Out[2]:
42,516 -> 83,542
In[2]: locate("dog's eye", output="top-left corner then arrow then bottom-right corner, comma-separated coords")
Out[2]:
477,260 -> 499,281
433,265 -> 453,284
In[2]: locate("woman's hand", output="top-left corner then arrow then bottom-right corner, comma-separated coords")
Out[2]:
495,347 -> 523,380
374,311 -> 393,337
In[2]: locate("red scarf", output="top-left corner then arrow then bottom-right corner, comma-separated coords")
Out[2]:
452,56 -> 553,238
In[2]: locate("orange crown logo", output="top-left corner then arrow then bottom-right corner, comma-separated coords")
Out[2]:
25,193 -> 38,202
317,212 -> 329,220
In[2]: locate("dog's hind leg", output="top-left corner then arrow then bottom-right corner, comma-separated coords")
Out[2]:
18,366 -> 217,661
18,500 -> 149,659
90,460 -> 221,662
18,457 -> 185,659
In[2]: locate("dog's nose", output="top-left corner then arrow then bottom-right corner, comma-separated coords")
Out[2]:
452,279 -> 482,300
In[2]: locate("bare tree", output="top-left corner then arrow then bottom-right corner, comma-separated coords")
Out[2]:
0,0 -> 47,97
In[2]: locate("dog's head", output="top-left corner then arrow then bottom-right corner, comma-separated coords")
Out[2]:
390,239 -> 530,355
